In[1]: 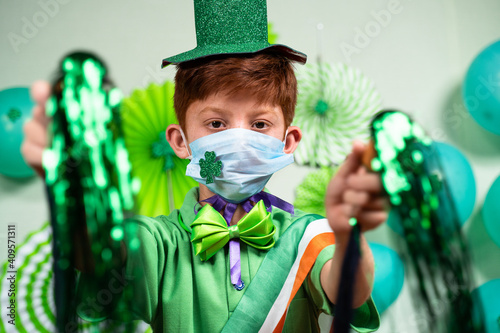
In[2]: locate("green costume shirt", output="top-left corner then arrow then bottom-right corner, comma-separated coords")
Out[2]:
78,187 -> 379,332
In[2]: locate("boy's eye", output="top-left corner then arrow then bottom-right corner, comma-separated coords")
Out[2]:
253,122 -> 267,129
211,121 -> 223,128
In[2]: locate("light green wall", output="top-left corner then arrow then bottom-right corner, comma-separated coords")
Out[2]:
1,1 -> 500,332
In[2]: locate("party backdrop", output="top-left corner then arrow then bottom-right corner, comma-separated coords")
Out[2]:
1,1 -> 500,332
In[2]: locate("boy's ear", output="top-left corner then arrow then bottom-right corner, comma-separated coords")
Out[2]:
284,126 -> 302,154
166,124 -> 191,159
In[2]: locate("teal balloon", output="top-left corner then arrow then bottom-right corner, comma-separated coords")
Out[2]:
369,242 -> 404,314
387,141 -> 475,234
472,279 -> 500,333
463,40 -> 500,135
434,142 -> 476,223
483,175 -> 500,248
0,87 -> 36,178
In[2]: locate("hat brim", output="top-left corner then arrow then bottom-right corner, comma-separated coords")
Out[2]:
162,43 -> 307,68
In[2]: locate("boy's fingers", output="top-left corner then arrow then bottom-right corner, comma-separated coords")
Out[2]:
31,80 -> 51,105
357,211 -> 388,230
23,119 -> 48,148
364,196 -> 390,211
351,140 -> 366,155
326,141 -> 368,206
335,143 -> 366,179
342,189 -> 389,210
346,173 -> 384,193
327,203 -> 358,232
31,81 -> 51,126
21,140 -> 44,168
32,105 -> 50,127
343,189 -> 370,207
20,142 -> 45,178
338,203 -> 354,220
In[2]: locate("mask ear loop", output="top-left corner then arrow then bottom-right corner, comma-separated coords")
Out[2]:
282,128 -> 289,151
180,128 -> 193,160
283,128 -> 289,143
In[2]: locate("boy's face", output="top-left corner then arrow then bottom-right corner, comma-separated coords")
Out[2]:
167,90 -> 301,160
184,91 -> 287,144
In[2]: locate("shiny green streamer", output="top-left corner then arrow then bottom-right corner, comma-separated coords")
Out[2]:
43,52 -> 140,332
370,110 -> 484,333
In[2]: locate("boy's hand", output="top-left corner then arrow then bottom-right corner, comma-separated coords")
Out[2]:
21,80 -> 51,178
325,141 -> 388,243
320,140 -> 388,306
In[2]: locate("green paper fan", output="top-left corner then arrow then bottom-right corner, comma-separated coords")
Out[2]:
0,223 -> 151,332
294,167 -> 338,217
121,82 -> 197,217
293,62 -> 382,167
268,23 -> 278,45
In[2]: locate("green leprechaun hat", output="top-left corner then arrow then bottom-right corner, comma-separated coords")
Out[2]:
161,0 -> 307,67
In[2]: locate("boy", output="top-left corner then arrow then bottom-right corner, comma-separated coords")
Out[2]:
22,0 -> 387,331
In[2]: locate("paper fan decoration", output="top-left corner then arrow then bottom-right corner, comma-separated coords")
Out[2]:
121,82 -> 197,217
0,223 -> 151,332
268,23 -> 278,44
293,62 -> 382,167
293,167 -> 338,216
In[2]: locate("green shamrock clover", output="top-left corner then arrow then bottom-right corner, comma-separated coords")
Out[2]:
199,151 -> 222,184
151,131 -> 175,171
7,108 -> 22,123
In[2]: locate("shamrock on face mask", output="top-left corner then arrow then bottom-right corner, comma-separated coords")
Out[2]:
199,151 -> 222,184
185,128 -> 294,203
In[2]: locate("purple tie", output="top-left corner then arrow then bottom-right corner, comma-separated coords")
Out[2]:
195,191 -> 294,290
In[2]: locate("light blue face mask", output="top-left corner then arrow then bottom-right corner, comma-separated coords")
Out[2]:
184,128 -> 294,203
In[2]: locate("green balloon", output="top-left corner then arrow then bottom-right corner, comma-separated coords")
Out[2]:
483,175 -> 500,248
0,87 -> 35,178
369,242 -> 405,314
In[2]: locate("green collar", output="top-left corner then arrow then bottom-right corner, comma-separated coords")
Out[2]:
178,187 -> 203,233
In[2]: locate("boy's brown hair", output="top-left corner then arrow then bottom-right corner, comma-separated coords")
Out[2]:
173,52 -> 297,130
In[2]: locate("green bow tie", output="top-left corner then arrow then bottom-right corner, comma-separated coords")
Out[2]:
191,200 -> 276,261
